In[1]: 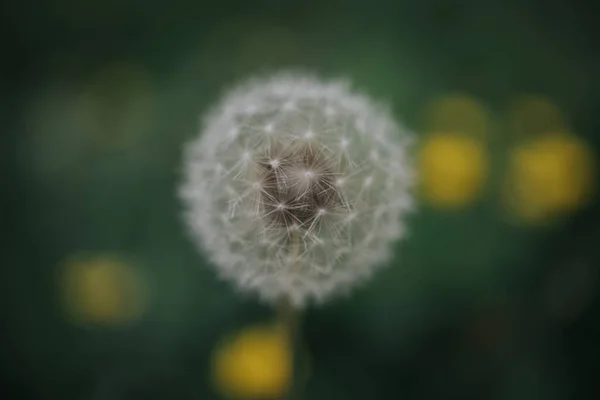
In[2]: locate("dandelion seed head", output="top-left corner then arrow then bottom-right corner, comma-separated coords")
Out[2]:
180,72 -> 415,307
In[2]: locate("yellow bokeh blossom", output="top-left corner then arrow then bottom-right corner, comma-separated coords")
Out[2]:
419,133 -> 489,208
212,324 -> 292,399
423,94 -> 489,137
75,63 -> 155,149
60,254 -> 147,326
504,132 -> 595,222
508,95 -> 566,137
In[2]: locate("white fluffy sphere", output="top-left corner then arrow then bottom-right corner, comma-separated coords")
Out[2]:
180,72 -> 415,307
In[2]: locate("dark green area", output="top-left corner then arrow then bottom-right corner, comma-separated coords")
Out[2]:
2,0 -> 599,399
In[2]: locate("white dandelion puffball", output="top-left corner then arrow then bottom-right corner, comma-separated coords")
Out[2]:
180,72 -> 415,307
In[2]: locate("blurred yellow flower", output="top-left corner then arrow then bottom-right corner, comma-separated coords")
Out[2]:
75,63 -> 155,149
419,133 -> 488,208
423,94 -> 489,137
60,254 -> 147,326
212,324 -> 291,399
508,95 -> 566,137
504,132 -> 595,222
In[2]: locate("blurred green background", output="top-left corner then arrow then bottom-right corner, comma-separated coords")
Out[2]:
2,0 -> 599,399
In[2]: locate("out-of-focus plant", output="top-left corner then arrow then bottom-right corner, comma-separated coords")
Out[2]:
212,323 -> 292,399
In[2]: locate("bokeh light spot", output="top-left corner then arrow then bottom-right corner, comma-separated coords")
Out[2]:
60,253 -> 147,326
508,95 -> 566,137
423,94 -> 490,137
23,85 -> 90,177
467,307 -> 513,356
212,324 -> 291,399
234,26 -> 305,74
192,18 -> 305,81
503,132 -> 595,223
74,63 -> 155,149
543,261 -> 597,322
418,133 -> 489,208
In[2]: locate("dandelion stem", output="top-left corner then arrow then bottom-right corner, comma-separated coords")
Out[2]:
277,233 -> 301,400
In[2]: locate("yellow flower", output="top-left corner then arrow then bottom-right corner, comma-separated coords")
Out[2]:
418,133 -> 488,208
212,324 -> 292,399
504,132 -> 595,222
60,254 -> 146,326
